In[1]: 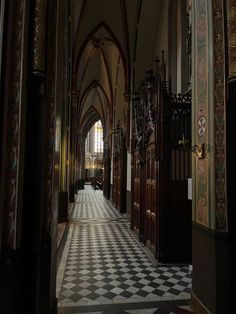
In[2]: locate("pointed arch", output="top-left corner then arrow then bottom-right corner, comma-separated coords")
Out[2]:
78,47 -> 114,104
81,109 -> 101,141
79,79 -> 112,124
73,21 -> 128,91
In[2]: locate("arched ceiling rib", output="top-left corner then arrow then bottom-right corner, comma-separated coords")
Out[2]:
79,80 -> 110,124
71,0 -> 164,135
74,22 -> 127,104
78,46 -> 113,103
73,2 -> 126,65
81,112 -> 100,141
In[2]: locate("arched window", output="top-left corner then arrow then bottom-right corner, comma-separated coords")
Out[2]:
85,120 -> 104,154
84,120 -> 104,177
94,120 -> 103,153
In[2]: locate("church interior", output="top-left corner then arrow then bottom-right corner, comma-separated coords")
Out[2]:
0,1 -> 235,313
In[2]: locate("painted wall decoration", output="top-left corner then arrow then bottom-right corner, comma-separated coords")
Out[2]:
194,0 -> 227,229
43,0 -> 57,236
226,0 -> 236,79
197,115 -> 206,136
33,0 -> 47,73
214,0 -> 227,230
194,0 -> 209,226
3,0 -> 25,248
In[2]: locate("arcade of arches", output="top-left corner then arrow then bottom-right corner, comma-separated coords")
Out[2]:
0,1 -> 235,313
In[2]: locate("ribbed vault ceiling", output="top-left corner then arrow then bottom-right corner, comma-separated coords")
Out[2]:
71,0 -> 163,133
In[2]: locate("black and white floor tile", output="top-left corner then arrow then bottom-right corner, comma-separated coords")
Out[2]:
57,186 -> 192,313
59,302 -> 192,314
71,187 -> 124,220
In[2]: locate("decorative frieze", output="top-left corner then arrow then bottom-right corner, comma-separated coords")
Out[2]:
3,0 -> 25,249
42,0 -> 57,236
32,0 -> 47,73
226,0 -> 236,78
194,0 -> 209,227
214,0 -> 227,230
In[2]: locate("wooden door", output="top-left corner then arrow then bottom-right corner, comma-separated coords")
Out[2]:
145,141 -> 157,255
168,101 -> 191,262
159,93 -> 192,263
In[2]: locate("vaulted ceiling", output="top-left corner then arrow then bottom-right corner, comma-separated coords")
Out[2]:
70,0 -> 165,138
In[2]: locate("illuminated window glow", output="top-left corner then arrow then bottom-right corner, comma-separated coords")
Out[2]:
94,120 -> 103,153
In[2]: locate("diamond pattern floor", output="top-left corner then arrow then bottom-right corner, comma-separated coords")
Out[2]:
71,186 -> 124,220
57,186 -> 192,313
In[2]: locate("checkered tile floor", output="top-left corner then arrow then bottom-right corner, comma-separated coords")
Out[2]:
71,186 -> 124,220
59,304 -> 192,313
57,185 -> 192,313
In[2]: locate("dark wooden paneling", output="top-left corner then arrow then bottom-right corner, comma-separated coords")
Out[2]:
58,191 -> 68,223
132,150 -> 141,234
103,150 -> 111,199
145,142 -> 157,255
113,136 -> 126,213
227,79 -> 236,233
113,159 -> 120,209
132,75 -> 192,263
192,226 -> 216,313
192,223 -> 232,314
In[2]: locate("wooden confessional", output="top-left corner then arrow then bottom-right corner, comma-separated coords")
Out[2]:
103,143 -> 111,199
131,64 -> 192,263
112,125 -> 127,213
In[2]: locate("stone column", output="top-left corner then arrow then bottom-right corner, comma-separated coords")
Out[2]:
69,90 -> 79,201
0,1 -> 29,313
1,0 -> 27,251
191,1 -> 230,313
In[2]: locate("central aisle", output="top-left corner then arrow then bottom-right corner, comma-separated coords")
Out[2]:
57,185 -> 192,314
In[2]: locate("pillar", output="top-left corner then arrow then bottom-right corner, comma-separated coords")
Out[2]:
0,1 -> 29,313
69,90 -> 79,202
192,1 -> 232,313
